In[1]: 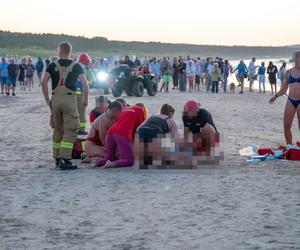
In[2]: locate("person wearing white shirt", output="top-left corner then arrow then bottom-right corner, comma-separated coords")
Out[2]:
186,60 -> 196,92
248,57 -> 258,92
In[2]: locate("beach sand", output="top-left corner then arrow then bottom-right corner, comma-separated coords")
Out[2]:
0,82 -> 300,249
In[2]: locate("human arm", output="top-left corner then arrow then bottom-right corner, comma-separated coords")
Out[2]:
269,70 -> 289,104
41,72 -> 51,110
98,116 -> 108,147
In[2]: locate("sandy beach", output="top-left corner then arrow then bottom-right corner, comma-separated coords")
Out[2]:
0,82 -> 300,249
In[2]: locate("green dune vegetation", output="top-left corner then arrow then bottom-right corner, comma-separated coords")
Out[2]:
0,30 -> 298,59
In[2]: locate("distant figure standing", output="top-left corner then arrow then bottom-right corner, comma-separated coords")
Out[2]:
211,63 -> 221,93
134,57 -> 141,67
26,57 -> 35,90
232,60 -> 248,94
186,60 -> 196,92
160,56 -> 172,92
45,58 -> 51,67
172,57 -> 179,90
278,62 -> 287,89
267,61 -> 278,95
195,57 -> 203,91
18,58 -> 27,91
123,55 -> 134,68
7,58 -> 19,96
0,57 -> 9,95
36,57 -> 44,86
258,62 -> 266,93
149,57 -> 161,82
223,59 -> 232,93
248,57 -> 258,92
178,57 -> 187,92
206,60 -> 213,92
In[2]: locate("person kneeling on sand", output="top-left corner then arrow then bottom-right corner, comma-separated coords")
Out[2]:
84,101 -> 123,163
136,104 -> 179,168
95,103 -> 147,168
89,96 -> 110,123
182,100 -> 218,157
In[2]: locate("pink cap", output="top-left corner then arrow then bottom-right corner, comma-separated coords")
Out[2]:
184,100 -> 200,111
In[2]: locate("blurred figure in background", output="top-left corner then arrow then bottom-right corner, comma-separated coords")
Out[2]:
223,59 -> 232,93
178,57 -> 187,92
211,63 -> 221,93
26,57 -> 35,90
7,58 -> 19,96
18,58 -> 27,91
0,57 -> 9,94
186,60 -> 196,92
160,56 -> 172,92
278,62 -> 287,89
172,57 -> 179,90
248,57 -> 258,92
36,57 -> 44,86
267,61 -> 278,95
258,62 -> 266,93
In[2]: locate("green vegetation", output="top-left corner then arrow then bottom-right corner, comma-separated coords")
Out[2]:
0,30 -> 297,59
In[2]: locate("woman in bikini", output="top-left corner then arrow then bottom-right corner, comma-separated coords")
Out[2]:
269,51 -> 300,145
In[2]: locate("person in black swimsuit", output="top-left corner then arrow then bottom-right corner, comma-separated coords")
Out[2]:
269,51 -> 300,145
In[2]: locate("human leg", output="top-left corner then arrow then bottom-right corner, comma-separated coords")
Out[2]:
283,99 -> 297,144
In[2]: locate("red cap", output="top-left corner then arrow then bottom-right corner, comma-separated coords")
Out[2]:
184,100 -> 200,111
78,53 -> 91,66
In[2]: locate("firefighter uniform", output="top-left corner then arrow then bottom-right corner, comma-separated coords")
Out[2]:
48,60 -> 84,160
76,66 -> 96,133
76,80 -> 86,133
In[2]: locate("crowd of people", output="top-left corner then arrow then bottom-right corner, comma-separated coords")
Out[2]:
3,41 -> 298,169
41,42 -> 222,170
141,56 -> 288,95
0,56 -> 49,96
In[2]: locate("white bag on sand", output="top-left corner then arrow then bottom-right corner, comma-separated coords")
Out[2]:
239,146 -> 256,156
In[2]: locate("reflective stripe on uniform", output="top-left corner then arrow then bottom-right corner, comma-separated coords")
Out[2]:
81,141 -> 86,151
76,88 -> 82,95
60,141 -> 74,149
53,142 -> 61,149
79,122 -> 86,129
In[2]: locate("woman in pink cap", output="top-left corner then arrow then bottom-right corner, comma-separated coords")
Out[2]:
182,100 -> 218,155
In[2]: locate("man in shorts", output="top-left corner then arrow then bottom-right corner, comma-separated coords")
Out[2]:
7,58 -> 19,96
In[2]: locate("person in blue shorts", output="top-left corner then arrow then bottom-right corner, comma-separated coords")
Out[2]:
0,57 -> 9,95
7,58 -> 19,96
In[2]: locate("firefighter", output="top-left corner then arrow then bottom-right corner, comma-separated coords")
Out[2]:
42,42 -> 89,170
77,53 -> 93,135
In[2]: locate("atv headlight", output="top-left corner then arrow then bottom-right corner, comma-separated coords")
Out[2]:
97,72 -> 108,81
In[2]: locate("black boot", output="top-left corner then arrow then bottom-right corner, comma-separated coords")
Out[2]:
55,158 -> 60,168
59,159 -> 78,170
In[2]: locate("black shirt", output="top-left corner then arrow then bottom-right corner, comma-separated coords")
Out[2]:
182,108 -> 217,134
46,59 -> 84,91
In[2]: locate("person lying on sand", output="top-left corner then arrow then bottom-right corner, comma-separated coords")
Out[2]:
95,103 -> 147,168
84,101 -> 123,163
135,103 -> 179,168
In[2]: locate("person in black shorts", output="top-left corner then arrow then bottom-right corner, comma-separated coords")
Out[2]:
182,100 -> 218,155
136,104 -> 179,167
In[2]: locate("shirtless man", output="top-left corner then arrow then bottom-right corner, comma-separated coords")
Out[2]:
85,101 -> 123,162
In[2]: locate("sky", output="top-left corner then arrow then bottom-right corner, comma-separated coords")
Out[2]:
1,0 -> 300,46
